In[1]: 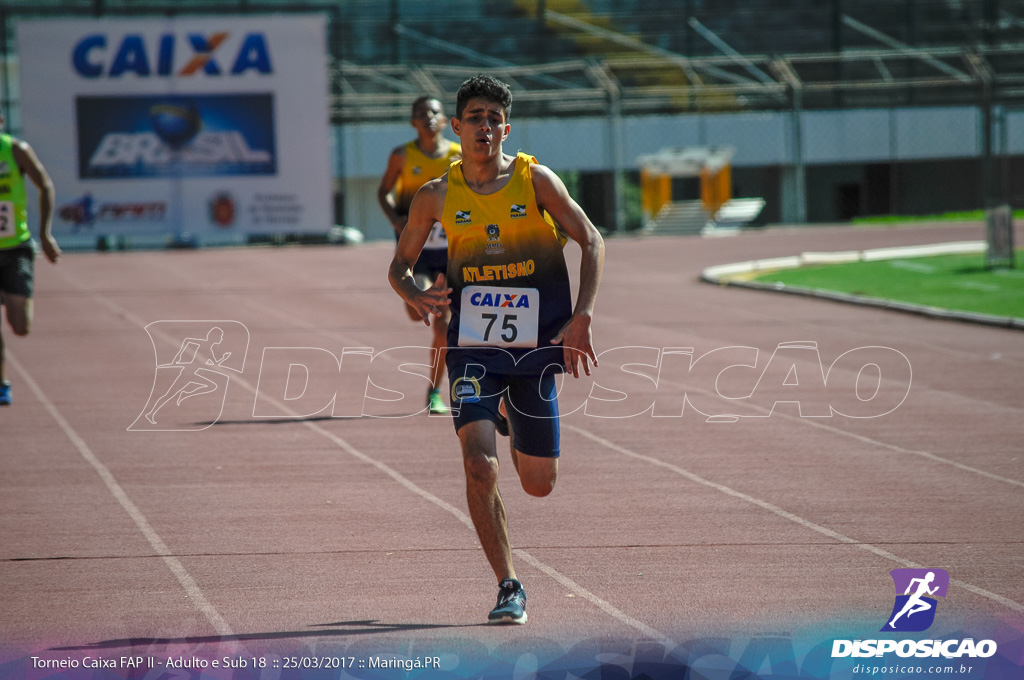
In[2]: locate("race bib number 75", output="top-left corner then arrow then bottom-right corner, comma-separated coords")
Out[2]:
458,285 -> 540,348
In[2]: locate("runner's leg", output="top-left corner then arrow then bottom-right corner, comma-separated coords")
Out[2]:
458,419 -> 517,582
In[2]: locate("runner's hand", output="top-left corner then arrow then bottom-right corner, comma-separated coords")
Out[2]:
409,273 -> 451,326
41,235 -> 61,263
551,313 -> 598,378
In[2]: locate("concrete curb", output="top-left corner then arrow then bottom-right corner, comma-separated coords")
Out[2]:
701,241 -> 1024,331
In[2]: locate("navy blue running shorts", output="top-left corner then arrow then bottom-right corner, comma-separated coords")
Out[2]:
0,243 -> 35,298
447,354 -> 561,458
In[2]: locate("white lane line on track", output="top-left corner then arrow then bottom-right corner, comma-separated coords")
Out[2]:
566,423 -> 1024,615
635,276 -> 1024,369
7,352 -> 238,642
61,257 -> 1024,637
240,382 -> 678,649
662,379 -> 1024,490
185,258 -> 1023,492
600,305 -> 1024,417
776,408 -> 1024,489
250,277 -> 1024,490
196,278 -> 1024,628
513,550 -> 675,647
87,256 -> 1024,627
61,269 -> 679,648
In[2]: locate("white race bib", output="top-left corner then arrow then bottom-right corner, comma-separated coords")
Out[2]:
0,201 -> 14,236
458,285 -> 540,348
424,220 -> 448,249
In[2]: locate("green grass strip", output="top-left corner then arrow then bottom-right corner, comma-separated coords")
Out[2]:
852,210 -> 1024,224
750,250 -> 1024,319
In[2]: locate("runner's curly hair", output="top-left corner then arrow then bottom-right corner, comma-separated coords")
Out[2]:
455,75 -> 512,121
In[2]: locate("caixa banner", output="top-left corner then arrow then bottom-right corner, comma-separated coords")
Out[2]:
17,15 -> 331,242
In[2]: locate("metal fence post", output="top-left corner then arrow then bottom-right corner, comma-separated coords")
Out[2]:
792,88 -> 807,224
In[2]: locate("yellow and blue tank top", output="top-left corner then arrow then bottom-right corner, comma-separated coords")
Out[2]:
0,134 -> 30,250
394,139 -> 462,215
443,152 -> 572,374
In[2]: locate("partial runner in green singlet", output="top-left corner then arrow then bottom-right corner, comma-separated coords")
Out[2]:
0,111 -> 61,406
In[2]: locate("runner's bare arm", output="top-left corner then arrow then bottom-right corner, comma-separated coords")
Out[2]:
532,164 -> 605,378
13,139 -> 59,263
388,180 -> 451,325
376,146 -> 407,237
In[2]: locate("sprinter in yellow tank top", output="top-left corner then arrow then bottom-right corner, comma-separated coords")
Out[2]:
0,110 -> 61,406
389,75 -> 605,625
378,96 -> 462,414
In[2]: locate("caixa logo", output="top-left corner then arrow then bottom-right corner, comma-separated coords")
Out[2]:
73,32 -> 272,78
469,291 -> 531,309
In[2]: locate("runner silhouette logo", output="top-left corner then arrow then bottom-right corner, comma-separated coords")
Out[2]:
129,320 -> 249,431
881,568 -> 949,632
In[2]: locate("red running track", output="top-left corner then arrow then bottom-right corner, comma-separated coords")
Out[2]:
1,223 -> 1022,675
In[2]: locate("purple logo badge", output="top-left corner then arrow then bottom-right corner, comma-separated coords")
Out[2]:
881,568 -> 949,632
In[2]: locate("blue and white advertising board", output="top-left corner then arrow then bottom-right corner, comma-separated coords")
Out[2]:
17,15 -> 332,243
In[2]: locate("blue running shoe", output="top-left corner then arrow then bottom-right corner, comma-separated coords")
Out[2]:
488,578 -> 527,624
0,381 -> 10,406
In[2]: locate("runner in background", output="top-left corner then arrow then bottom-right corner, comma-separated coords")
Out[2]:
378,96 -> 461,414
0,111 -> 60,406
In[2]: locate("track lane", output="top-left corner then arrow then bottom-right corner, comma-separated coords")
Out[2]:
2,224 -> 1021,659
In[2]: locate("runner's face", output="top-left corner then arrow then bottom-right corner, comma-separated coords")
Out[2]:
412,100 -> 446,135
454,98 -> 508,159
